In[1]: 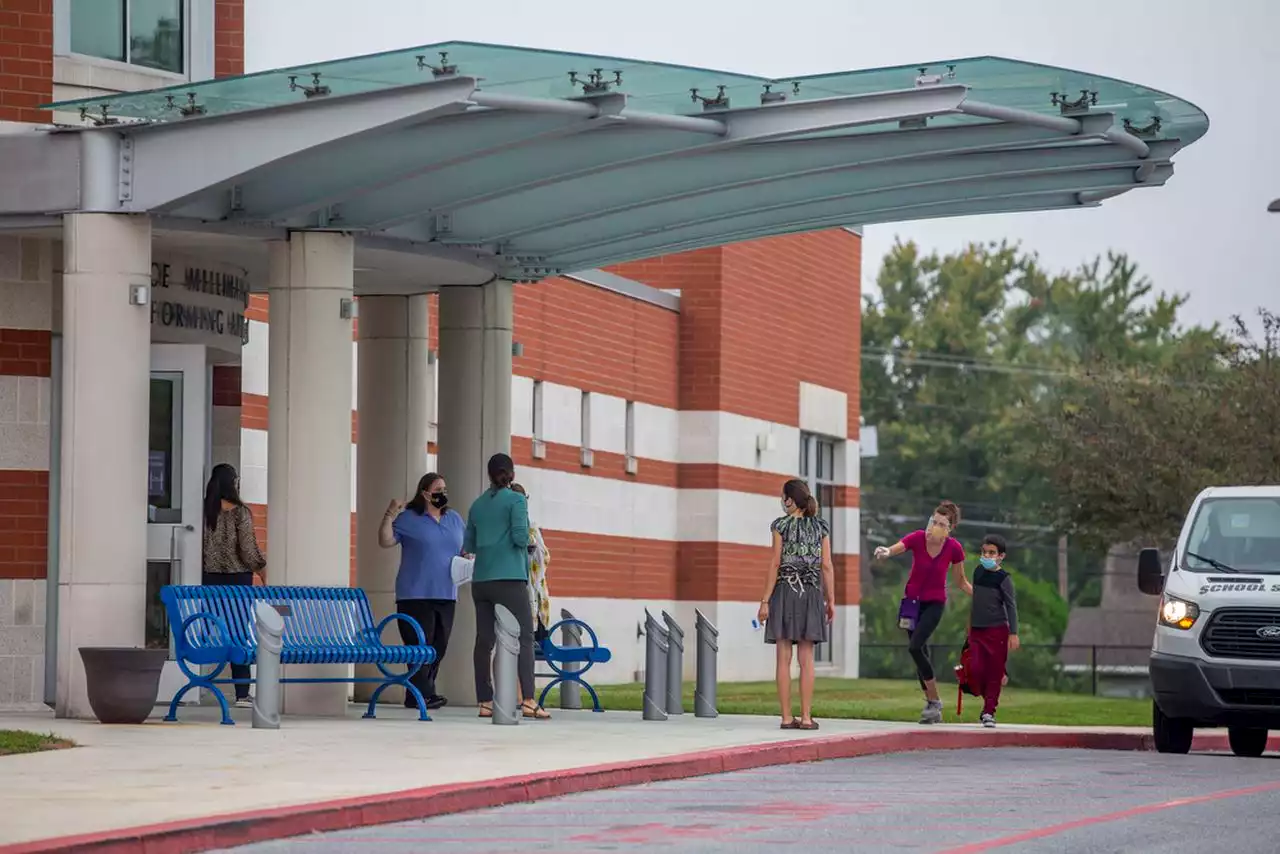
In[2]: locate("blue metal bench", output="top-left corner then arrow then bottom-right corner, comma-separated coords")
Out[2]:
159,585 -> 435,726
536,617 -> 612,713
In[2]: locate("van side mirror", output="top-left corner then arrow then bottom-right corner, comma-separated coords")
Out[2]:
1137,548 -> 1165,596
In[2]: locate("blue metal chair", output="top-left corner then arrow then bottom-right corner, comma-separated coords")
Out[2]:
159,585 -> 435,725
536,617 -> 612,713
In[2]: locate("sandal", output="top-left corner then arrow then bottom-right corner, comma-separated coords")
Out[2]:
780,719 -> 800,730
520,700 -> 551,720
798,720 -> 820,731
478,702 -> 493,718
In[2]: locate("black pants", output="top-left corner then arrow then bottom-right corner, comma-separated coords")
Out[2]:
907,600 -> 947,685
396,598 -> 455,700
202,571 -> 253,700
472,580 -> 536,703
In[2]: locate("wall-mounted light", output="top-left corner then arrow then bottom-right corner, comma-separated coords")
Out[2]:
512,341 -> 524,357
340,298 -> 357,319
129,284 -> 150,306
756,433 -> 777,453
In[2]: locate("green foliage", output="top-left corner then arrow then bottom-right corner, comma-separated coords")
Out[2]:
862,240 -> 1228,600
1035,309 -> 1280,550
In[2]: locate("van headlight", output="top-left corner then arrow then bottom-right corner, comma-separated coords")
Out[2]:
1159,595 -> 1200,630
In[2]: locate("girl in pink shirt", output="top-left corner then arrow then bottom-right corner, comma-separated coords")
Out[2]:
874,501 -> 973,724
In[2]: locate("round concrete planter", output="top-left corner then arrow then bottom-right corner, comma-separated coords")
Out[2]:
79,647 -> 167,724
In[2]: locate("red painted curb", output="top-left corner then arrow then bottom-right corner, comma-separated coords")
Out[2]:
2,728 -> 1275,854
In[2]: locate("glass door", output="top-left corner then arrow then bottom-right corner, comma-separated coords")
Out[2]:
147,344 -> 208,705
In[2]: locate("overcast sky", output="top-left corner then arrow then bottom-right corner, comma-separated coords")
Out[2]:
246,0 -> 1279,330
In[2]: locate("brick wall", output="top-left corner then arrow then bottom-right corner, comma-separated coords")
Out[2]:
0,469 -> 48,579
214,0 -> 244,78
0,0 -> 52,124
0,328 -> 51,377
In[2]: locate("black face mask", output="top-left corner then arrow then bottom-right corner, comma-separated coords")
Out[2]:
430,492 -> 449,509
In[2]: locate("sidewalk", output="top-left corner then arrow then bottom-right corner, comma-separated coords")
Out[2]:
0,703 -> 1263,853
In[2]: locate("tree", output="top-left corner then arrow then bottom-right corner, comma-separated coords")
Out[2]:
861,241 -> 1219,602
1035,309 -> 1280,550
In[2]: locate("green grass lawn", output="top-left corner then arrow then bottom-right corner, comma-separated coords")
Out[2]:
0,730 -> 74,756
552,679 -> 1151,728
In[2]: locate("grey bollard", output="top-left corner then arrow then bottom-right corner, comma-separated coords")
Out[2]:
642,610 -> 669,721
694,609 -> 719,718
558,608 -> 583,711
252,601 -> 284,729
492,604 -> 521,726
662,611 -> 684,716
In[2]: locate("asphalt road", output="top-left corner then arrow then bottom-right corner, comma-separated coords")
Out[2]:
218,747 -> 1280,853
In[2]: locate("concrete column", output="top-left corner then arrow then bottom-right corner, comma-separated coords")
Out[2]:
433,280 -> 514,706
354,294 -> 431,703
56,214 -> 152,718
266,231 -> 355,716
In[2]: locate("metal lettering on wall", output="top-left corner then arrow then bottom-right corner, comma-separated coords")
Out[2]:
150,258 -> 251,355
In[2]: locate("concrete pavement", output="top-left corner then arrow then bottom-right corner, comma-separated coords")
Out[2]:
0,703 -> 1273,853
214,748 -> 1280,853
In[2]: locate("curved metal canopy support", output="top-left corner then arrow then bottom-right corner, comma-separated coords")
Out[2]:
39,41 -> 1206,287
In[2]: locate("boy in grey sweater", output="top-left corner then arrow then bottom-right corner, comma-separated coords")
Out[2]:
969,534 -> 1020,727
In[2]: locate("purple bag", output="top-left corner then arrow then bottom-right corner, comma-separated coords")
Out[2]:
898,597 -> 921,631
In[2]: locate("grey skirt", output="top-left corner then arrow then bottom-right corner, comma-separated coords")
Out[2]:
764,582 -> 829,644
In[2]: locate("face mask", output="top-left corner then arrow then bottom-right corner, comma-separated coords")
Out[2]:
430,493 -> 448,509
979,556 -> 998,570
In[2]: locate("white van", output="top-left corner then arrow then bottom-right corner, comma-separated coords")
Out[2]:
1138,485 -> 1280,756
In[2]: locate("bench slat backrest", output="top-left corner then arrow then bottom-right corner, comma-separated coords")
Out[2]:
160,586 -> 379,653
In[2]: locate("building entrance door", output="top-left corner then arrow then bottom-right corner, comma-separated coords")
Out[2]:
146,344 -> 209,705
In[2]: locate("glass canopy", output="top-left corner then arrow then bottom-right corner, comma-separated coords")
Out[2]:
44,41 -> 1207,144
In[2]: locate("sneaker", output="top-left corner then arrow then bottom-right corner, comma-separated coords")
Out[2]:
981,713 -> 996,728
919,700 -> 943,725
234,696 -> 254,709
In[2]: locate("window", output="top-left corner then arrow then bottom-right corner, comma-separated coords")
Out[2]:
531,380 -> 545,459
579,391 -> 593,466
71,0 -> 185,74
148,373 -> 184,523
801,432 -> 839,663
625,400 -> 636,457
624,400 -> 637,474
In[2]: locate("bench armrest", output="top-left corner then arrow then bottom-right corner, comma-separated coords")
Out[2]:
545,618 -> 601,649
177,611 -> 234,655
374,612 -> 426,647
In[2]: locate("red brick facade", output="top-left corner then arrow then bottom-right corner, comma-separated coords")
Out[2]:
214,0 -> 244,78
0,327 -> 51,377
0,0 -> 52,124
0,469 -> 48,579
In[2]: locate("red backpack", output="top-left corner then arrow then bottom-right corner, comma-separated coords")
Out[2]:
953,637 -> 981,715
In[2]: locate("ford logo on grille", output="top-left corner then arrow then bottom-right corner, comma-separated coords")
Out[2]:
1256,626 -> 1280,640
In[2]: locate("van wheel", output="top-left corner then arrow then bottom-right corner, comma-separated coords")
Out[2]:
1153,702 -> 1194,754
1228,727 -> 1269,757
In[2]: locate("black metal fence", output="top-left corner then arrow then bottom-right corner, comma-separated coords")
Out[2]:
859,643 -> 1153,697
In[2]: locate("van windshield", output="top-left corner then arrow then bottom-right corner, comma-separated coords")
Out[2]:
1182,497 -> 1280,574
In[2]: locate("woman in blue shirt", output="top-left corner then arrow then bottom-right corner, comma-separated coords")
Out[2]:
378,472 -> 465,711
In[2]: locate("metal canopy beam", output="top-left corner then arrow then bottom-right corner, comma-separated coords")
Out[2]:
338,84 -> 972,231
460,116 -> 1128,243
498,141 -> 1177,253
563,192 -> 1103,271
121,75 -> 480,212
549,165 -> 1172,268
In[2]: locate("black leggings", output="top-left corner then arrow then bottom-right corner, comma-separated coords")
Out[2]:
471,580 -> 536,704
396,599 -> 456,700
907,600 -> 946,684
202,571 -> 253,699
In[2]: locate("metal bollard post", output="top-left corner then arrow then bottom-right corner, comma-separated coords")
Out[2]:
694,609 -> 719,718
492,604 -> 521,725
558,607 -> 583,710
252,601 -> 284,730
642,610 -> 669,721
662,611 -> 684,716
